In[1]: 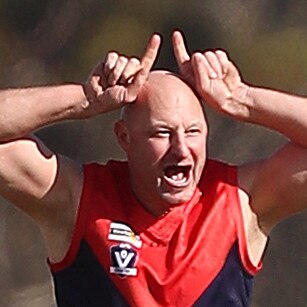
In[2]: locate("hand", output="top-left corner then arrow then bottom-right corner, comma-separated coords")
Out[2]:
172,31 -> 250,118
82,33 -> 161,116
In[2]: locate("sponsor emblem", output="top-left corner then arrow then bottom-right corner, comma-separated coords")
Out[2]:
110,243 -> 138,277
108,222 -> 142,248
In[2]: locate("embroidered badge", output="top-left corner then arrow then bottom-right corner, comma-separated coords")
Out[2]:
108,222 -> 142,248
110,243 -> 138,277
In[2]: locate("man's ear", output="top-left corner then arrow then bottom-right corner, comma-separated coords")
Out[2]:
114,120 -> 130,152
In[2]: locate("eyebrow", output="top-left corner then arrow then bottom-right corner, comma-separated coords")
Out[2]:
150,120 -> 204,129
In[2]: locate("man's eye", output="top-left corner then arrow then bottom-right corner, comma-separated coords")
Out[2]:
187,129 -> 201,136
155,130 -> 171,137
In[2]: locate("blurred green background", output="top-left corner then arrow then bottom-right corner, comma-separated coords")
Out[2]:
0,0 -> 306,306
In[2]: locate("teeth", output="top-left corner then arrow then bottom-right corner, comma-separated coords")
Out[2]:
172,172 -> 184,181
163,165 -> 191,187
165,171 -> 189,187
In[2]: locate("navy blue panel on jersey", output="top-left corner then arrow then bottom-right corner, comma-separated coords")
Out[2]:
52,240 -> 253,306
52,240 -> 129,307
193,243 -> 253,307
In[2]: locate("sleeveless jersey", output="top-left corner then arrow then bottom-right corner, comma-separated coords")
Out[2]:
49,159 -> 262,306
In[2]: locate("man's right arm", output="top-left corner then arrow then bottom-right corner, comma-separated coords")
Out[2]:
0,33 -> 161,261
0,84 -> 87,261
0,85 -> 88,142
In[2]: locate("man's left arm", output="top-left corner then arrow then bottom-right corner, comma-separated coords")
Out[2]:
236,88 -> 307,233
172,30 -> 307,233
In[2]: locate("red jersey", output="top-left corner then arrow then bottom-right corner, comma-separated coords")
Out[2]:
49,159 -> 262,306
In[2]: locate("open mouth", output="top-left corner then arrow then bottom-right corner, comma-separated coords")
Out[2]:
163,165 -> 192,187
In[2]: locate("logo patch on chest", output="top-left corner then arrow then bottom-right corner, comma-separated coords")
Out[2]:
108,222 -> 142,248
110,243 -> 138,277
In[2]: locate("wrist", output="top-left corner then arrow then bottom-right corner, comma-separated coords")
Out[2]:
221,84 -> 253,121
67,83 -> 94,119
81,82 -> 94,107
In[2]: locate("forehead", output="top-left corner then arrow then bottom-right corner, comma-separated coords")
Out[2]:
125,72 -> 205,127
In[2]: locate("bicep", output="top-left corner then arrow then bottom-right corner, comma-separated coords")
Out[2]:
239,142 -> 307,233
0,135 -> 82,221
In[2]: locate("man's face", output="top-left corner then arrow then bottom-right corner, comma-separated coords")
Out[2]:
117,72 -> 208,214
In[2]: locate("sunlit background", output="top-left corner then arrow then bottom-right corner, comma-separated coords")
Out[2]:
0,0 -> 306,306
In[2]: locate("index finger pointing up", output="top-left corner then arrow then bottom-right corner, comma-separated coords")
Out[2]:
172,30 -> 190,70
140,33 -> 161,74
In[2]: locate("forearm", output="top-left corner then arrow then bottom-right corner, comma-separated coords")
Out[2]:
243,86 -> 307,147
0,84 -> 88,142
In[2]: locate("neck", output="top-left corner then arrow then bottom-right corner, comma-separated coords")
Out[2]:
131,187 -> 172,217
129,176 -> 172,218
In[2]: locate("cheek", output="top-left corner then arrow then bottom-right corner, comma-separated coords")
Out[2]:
129,139 -> 168,166
146,139 -> 170,164
190,136 -> 207,154
190,139 -> 207,166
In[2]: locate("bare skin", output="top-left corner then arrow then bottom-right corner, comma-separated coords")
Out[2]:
116,71 -> 267,265
0,34 -> 161,262
115,71 -> 207,216
0,30 -> 306,268
172,30 -> 307,233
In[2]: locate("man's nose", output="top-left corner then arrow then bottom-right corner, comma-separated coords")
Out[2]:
170,134 -> 190,158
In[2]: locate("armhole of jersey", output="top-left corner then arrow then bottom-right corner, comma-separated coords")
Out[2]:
228,164 -> 266,276
49,164 -> 91,272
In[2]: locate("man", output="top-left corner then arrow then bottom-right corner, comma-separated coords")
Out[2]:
0,30 -> 306,306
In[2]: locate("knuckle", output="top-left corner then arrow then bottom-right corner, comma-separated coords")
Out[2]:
191,53 -> 199,60
107,51 -> 118,60
204,51 -> 215,59
215,50 -> 227,58
118,56 -> 128,65
192,52 -> 203,63
215,49 -> 228,60
105,52 -> 118,69
107,74 -> 116,85
129,57 -> 141,65
215,49 -> 225,55
121,72 -> 131,80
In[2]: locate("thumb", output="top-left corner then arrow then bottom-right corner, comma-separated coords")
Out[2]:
123,68 -> 147,103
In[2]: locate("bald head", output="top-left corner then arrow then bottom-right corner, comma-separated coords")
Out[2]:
121,70 -> 203,124
114,70 -> 208,215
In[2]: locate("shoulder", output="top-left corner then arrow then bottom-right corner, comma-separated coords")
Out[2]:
82,160 -> 128,188
204,158 -> 268,267
200,158 -> 237,188
238,142 -> 307,233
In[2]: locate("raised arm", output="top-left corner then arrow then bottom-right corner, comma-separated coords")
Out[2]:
173,31 -> 307,143
0,34 -> 161,142
173,30 -> 307,233
0,34 -> 161,261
